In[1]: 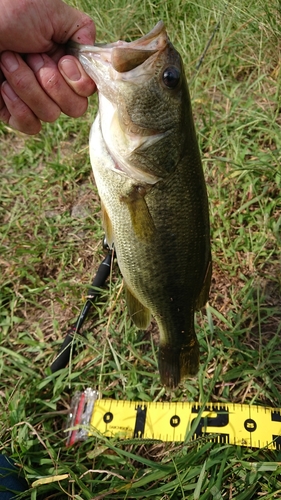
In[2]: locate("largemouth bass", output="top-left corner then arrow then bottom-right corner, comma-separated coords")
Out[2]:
70,21 -> 211,388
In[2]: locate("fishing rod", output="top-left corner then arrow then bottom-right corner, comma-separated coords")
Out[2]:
50,245 -> 114,373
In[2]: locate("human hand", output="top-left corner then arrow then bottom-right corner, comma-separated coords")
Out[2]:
0,0 -> 96,134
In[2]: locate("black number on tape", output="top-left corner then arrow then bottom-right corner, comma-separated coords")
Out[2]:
273,436 -> 281,449
191,405 -> 229,441
271,411 -> 281,422
134,405 -> 147,438
271,411 -> 281,449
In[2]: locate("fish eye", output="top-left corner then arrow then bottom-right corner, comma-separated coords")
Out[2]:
162,66 -> 181,89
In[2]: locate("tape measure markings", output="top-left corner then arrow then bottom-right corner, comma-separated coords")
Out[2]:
89,400 -> 281,449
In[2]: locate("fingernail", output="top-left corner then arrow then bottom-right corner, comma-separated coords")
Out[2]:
1,81 -> 18,101
60,59 -> 81,81
1,52 -> 19,72
28,54 -> 44,72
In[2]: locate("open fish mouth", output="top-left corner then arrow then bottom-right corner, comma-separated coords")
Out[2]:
68,21 -> 169,87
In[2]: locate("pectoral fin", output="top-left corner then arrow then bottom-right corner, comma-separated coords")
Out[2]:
120,185 -> 155,241
124,281 -> 151,329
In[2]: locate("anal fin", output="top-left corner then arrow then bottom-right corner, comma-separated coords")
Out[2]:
124,281 -> 151,329
101,201 -> 114,248
196,256 -> 212,310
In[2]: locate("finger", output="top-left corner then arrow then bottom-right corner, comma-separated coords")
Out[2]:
0,83 -> 11,126
58,56 -> 96,97
1,81 -> 42,134
0,69 -> 7,121
26,53 -> 91,118
0,51 -> 61,123
53,3 -> 96,45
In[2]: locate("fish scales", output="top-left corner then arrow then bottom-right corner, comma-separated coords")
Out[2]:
70,21 -> 212,388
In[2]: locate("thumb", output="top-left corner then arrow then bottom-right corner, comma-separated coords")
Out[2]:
52,1 -> 95,46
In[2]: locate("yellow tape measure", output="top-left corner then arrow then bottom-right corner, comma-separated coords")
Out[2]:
67,388 -> 281,449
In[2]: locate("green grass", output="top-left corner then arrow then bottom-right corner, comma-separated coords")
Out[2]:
1,0 -> 281,498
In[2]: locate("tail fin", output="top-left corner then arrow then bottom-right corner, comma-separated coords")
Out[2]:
158,338 -> 199,389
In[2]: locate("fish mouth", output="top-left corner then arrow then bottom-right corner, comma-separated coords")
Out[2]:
68,21 -> 168,85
